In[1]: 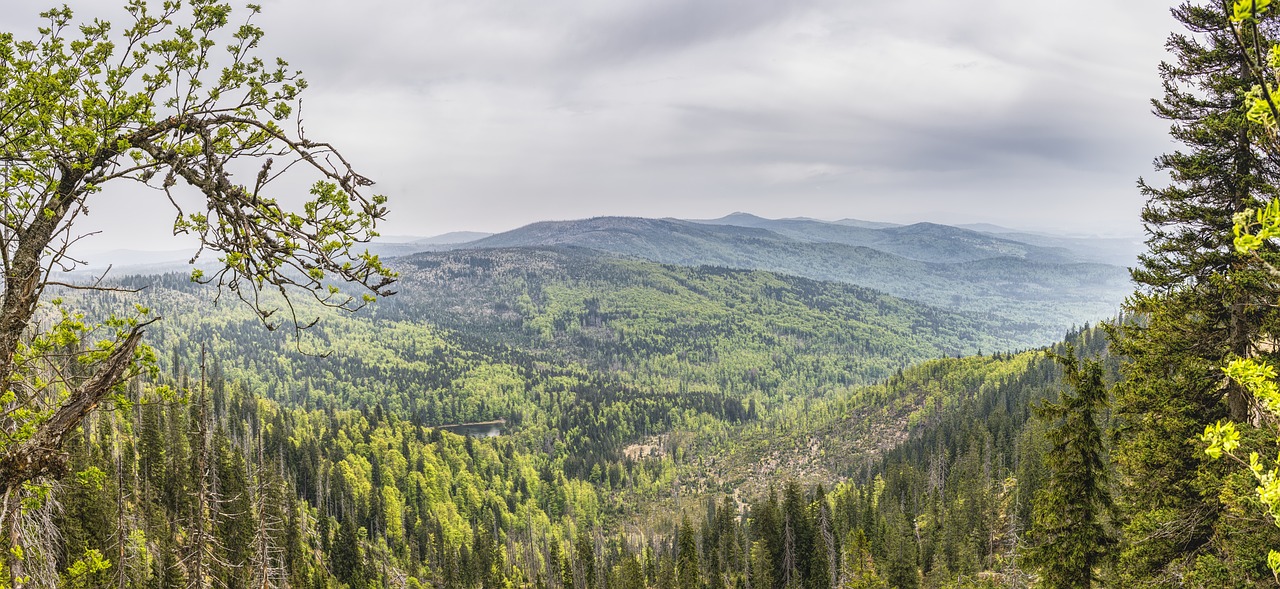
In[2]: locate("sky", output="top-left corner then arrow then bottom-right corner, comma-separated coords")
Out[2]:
3,0 -> 1177,252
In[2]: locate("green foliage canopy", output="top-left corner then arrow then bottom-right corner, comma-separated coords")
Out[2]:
0,1 -> 394,581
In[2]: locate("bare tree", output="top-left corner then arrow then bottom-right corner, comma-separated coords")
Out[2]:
246,439 -> 287,589
782,516 -> 795,589
0,1 -> 395,581
185,348 -> 212,589
818,503 -> 835,589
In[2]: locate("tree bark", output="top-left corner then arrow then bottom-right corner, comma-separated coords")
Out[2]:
0,323 -> 146,492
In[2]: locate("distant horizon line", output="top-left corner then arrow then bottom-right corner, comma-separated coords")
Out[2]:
77,211 -> 1146,258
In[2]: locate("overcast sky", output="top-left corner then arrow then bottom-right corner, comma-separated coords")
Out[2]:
5,0 -> 1177,251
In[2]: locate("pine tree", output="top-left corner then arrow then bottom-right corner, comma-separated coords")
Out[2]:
562,542 -> 577,589
247,442 -> 289,589
1022,347 -> 1113,588
619,555 -> 645,589
549,537 -> 565,589
1113,1 -> 1280,583
780,482 -> 809,589
658,551 -> 677,589
1128,1 -> 1280,417
812,492 -> 835,589
212,427 -> 254,586
782,517 -> 796,589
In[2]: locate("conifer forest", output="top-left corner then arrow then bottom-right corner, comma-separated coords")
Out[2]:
8,0 -> 1280,587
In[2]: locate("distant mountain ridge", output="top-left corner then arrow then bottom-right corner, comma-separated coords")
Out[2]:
363,231 -> 494,258
412,231 -> 493,245
84,213 -> 1137,271
446,216 -> 1129,344
70,230 -> 496,275
688,213 -> 1082,264
83,213 -> 1135,343
692,212 -> 1140,266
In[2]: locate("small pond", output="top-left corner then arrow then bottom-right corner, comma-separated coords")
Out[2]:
437,419 -> 506,438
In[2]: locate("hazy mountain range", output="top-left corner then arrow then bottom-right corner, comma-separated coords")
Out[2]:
75,212 -> 1136,344
394,218 -> 1130,345
76,212 -> 1142,268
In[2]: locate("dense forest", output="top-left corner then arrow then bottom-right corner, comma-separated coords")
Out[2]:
434,218 -> 1129,343
45,295 -> 1103,588
10,0 -> 1280,587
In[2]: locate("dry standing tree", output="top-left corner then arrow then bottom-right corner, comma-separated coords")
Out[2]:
0,1 -> 396,582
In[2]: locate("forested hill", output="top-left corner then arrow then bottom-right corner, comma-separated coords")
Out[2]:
50,266 -> 1112,587
628,326 -> 1118,588
389,246 -> 1045,368
41,213 -> 1132,588
21,199 -> 1144,589
696,213 -> 1143,266
107,246 -> 1032,439
686,213 -> 1081,263
449,217 -> 1129,340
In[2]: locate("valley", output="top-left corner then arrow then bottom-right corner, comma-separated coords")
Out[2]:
42,213 -> 1129,587
5,2 -> 1274,587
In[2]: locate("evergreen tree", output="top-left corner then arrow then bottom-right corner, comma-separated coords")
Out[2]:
475,526 -> 506,589
619,555 -> 646,589
332,518 -> 362,585
880,503 -> 917,589
751,488 -> 782,589
549,538 -> 565,589
658,551 -> 677,589
1021,348 -> 1113,588
781,483 -> 810,589
750,540 -> 774,589
562,543 -> 577,589
576,530 -> 598,589
811,491 -> 835,589
1113,1 -> 1280,583
838,531 -> 885,589
678,515 -> 700,589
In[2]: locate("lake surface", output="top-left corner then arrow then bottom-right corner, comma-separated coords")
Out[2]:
437,419 -> 506,438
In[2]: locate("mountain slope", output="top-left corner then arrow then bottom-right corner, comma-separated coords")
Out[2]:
967,227 -> 1143,266
363,231 -> 493,258
691,213 -> 1080,263
455,217 -> 1128,342
46,238 -> 1125,588
102,247 -> 1039,450
386,248 -> 1048,401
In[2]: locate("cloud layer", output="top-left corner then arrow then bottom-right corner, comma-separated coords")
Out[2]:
1,0 -> 1177,249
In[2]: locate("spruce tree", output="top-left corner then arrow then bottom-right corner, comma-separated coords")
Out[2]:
780,482 -> 810,589
879,504 -> 917,589
750,540 -> 774,589
332,518 -> 362,585
576,530 -> 598,589
678,515 -> 700,589
619,556 -> 645,589
1112,0 -> 1280,583
1022,348 -> 1113,588
751,488 -> 782,589
839,531 -> 885,589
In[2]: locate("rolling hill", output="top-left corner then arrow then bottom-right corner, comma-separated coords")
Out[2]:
452,217 -> 1129,343
690,212 -> 1082,263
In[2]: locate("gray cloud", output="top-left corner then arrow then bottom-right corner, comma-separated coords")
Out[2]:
0,0 -> 1178,253
563,0 -> 804,65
